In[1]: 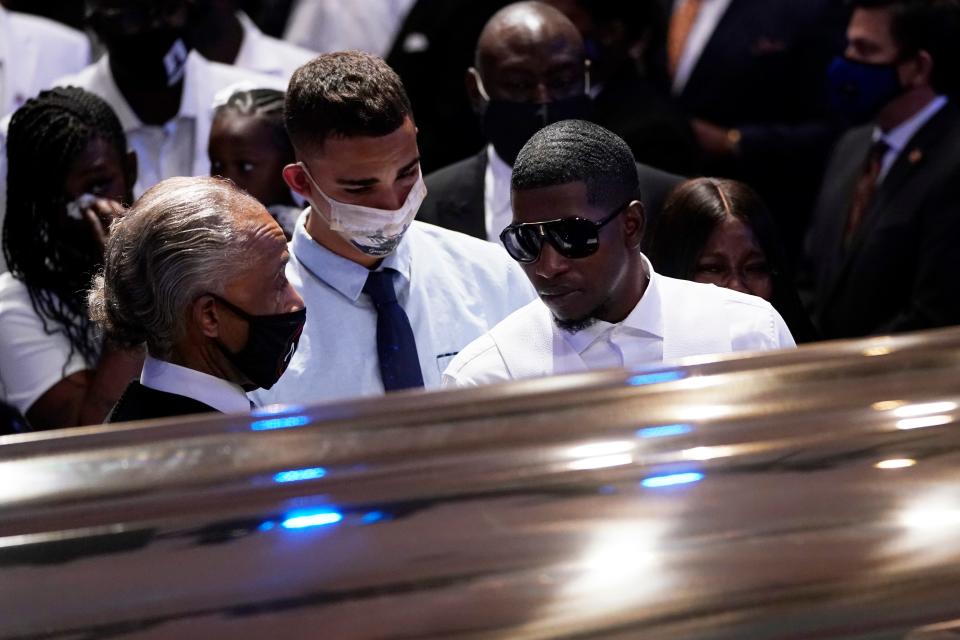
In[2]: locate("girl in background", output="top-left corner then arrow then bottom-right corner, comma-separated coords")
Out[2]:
209,88 -> 301,237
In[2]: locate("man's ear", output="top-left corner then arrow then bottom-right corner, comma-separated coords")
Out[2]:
911,49 -> 934,88
283,163 -> 311,200
465,67 -> 486,115
192,294 -> 222,340
623,200 -> 646,249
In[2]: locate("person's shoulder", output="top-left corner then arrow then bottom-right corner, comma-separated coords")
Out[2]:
8,10 -> 89,49
410,220 -> 509,261
0,273 -> 31,308
52,59 -> 101,91
196,52 -> 286,91
424,152 -> 486,190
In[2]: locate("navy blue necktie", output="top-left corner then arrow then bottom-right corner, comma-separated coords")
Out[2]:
363,269 -> 424,391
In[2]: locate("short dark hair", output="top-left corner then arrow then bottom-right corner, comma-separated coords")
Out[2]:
215,87 -> 293,160
511,119 -> 639,209
647,178 -> 818,343
848,0 -> 960,94
285,51 -> 414,154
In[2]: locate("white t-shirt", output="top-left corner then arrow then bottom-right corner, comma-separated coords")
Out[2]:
0,273 -> 92,415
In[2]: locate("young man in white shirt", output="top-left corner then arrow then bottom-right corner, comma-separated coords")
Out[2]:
252,51 -> 535,407
443,120 -> 795,388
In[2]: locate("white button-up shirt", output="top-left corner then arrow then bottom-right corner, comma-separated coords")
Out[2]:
284,0 -> 417,56
234,11 -> 315,81
483,145 -> 514,244
443,255 -> 795,388
561,271 -> 663,369
252,215 -> 536,406
54,50 -> 283,196
140,355 -> 251,415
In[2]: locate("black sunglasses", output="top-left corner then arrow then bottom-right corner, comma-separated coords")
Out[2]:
499,201 -> 631,263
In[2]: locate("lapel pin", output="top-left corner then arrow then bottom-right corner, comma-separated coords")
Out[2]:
908,149 -> 923,164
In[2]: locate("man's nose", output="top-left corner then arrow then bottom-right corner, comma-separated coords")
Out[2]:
535,242 -> 570,279
286,285 -> 305,313
369,183 -> 411,211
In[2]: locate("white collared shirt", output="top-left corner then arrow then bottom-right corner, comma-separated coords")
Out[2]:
671,0 -> 733,95
561,270 -> 664,369
873,95 -> 948,182
53,50 -> 283,196
234,11 -> 315,81
483,145 -> 514,244
251,216 -> 536,406
284,0 -> 417,56
140,354 -> 251,415
442,255 -> 795,388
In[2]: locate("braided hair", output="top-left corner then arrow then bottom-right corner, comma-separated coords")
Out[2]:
215,88 -> 293,159
3,86 -> 129,366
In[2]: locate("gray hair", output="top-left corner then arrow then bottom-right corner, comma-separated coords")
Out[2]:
88,176 -> 259,359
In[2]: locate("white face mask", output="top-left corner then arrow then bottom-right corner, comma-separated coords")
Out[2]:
299,162 -> 426,257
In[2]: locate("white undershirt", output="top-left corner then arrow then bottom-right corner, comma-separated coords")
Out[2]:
483,145 -> 514,244
140,354 -> 251,414
671,0 -> 733,95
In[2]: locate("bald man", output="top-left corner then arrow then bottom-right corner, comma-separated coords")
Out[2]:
418,1 -> 681,245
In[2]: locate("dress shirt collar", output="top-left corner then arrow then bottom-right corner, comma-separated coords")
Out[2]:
140,354 -> 251,414
91,50 -> 202,133
561,254 -> 663,354
290,207 -> 414,302
874,95 -> 948,152
484,144 -> 514,241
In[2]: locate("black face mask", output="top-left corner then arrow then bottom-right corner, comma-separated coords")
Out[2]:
482,93 -> 594,166
212,295 -> 306,391
103,29 -> 190,88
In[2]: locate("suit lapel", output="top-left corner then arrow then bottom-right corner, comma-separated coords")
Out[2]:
438,150 -> 488,239
825,103 -> 957,306
819,127 -> 874,290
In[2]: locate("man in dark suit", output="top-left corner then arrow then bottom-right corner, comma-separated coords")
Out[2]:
803,0 -> 960,339
88,176 -> 306,423
658,0 -> 849,263
419,1 -> 683,245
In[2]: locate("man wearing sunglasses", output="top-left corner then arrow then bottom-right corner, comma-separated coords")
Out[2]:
442,120 -> 795,387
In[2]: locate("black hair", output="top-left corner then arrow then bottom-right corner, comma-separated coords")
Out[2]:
3,86 -> 128,366
214,87 -> 294,159
848,0 -> 960,95
647,178 -> 819,343
511,119 -> 639,209
285,51 -> 414,154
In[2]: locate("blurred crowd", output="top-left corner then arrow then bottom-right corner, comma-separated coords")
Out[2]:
1,0 -> 959,433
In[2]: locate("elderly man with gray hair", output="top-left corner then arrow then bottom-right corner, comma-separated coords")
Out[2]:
89,176 -> 306,423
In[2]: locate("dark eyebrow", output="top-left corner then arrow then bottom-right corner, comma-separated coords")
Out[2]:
397,157 -> 421,177
334,157 -> 421,187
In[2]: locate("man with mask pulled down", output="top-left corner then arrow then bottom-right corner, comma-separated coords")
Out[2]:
251,51 -> 535,407
418,1 -> 682,245
55,0 -> 284,197
802,0 -> 960,339
89,176 -> 306,422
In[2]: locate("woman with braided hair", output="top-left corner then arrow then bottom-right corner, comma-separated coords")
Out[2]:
0,86 -> 142,429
